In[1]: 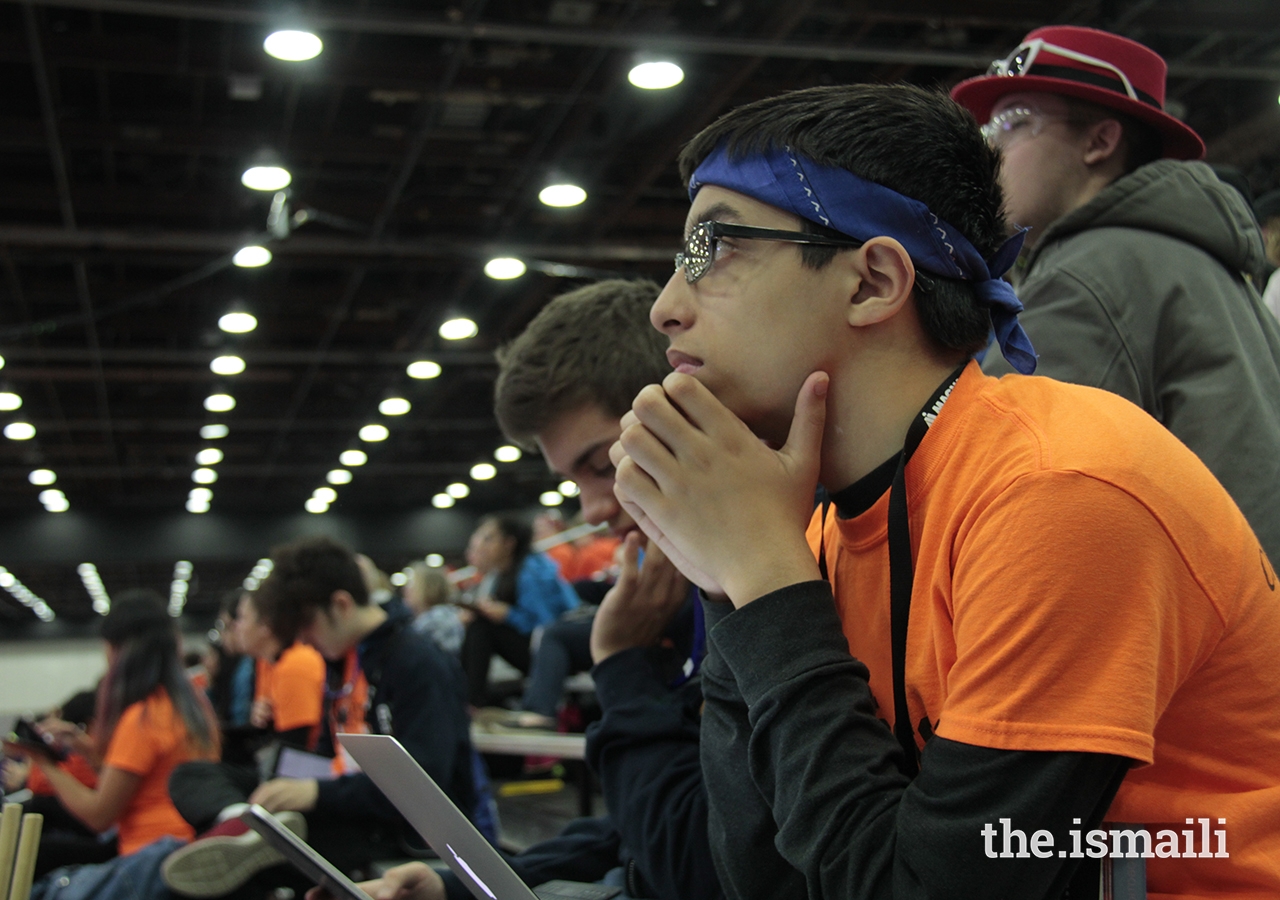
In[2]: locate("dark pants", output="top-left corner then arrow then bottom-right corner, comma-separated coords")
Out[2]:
521,617 -> 595,718
25,794 -> 118,877
167,761 -> 402,877
461,617 -> 531,707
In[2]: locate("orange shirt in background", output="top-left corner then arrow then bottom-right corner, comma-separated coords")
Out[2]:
103,688 -> 218,854
26,752 -> 97,794
255,643 -> 325,747
811,363 -> 1280,899
546,536 -> 621,583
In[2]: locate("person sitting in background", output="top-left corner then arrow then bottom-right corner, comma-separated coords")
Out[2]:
4,590 -> 219,862
161,535 -> 477,896
356,554 -> 395,606
20,689 -> 118,876
459,513 -> 579,708
404,562 -> 465,657
205,590 -> 255,732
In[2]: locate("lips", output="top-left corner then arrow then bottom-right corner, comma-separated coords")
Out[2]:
666,349 -> 703,375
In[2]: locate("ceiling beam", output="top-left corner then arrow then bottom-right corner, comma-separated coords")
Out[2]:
7,0 -> 1280,80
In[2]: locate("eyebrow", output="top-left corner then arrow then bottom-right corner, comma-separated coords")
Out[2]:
567,439 -> 613,477
685,201 -> 744,237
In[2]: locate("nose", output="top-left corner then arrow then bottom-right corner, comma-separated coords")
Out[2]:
651,270 -> 693,337
578,480 -> 621,529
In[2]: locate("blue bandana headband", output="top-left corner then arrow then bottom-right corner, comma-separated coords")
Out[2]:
688,144 -> 1037,375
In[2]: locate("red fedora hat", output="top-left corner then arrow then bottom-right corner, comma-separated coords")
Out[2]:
951,25 -> 1204,161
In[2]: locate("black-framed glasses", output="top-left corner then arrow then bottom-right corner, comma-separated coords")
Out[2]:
673,220 -> 864,284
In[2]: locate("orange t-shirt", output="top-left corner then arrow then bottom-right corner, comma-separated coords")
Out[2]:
255,643 -> 325,745
810,363 -> 1280,899
26,753 -> 97,794
103,689 -> 218,855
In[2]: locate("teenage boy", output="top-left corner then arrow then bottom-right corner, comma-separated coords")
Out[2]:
949,26 -> 1280,564
343,279 -> 721,900
611,84 -> 1280,898
162,536 -> 475,896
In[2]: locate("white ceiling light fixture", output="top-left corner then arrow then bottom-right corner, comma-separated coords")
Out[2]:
204,393 -> 236,412
326,468 -> 352,485
446,482 -> 470,499
196,448 -> 224,466
40,489 -> 69,512
379,397 -> 411,416
241,165 -> 292,191
312,486 -> 338,503
233,246 -> 272,268
359,424 -> 389,442
494,445 -> 522,463
28,469 -> 56,485
431,493 -> 455,509
218,311 -> 258,334
186,498 -> 210,513
483,258 -> 526,280
539,490 -> 565,507
0,355 -> 5,369
426,553 -> 444,567
189,488 -> 213,502
210,355 -> 246,376
470,462 -> 496,481
559,480 -> 580,497
264,29 -> 323,62
0,392 -> 21,411
4,422 -> 35,441
538,183 -> 587,208
407,360 -> 442,379
439,317 -> 480,339
389,571 -> 408,587
192,468 -> 218,484
3,566 -> 54,622
169,560 -> 194,617
339,449 -> 368,467
304,497 -> 329,514
628,60 -> 685,90
201,424 -> 230,440
77,563 -> 108,614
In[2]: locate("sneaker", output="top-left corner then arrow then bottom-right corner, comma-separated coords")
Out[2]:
161,810 -> 307,898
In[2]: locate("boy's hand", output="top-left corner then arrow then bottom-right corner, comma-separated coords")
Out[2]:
612,370 -> 827,608
305,861 -> 444,900
590,532 -> 690,664
249,777 -> 318,812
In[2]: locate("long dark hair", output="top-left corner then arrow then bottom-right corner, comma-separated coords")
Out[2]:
481,513 -> 532,607
97,589 -> 216,755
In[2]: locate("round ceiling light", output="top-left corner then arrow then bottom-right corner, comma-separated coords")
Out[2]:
538,184 -> 587,208
312,487 -> 338,503
446,482 -> 470,499
379,397 -> 411,416
200,424 -> 229,440
559,480 -> 580,497
210,355 -> 246,375
0,392 -> 21,411
426,553 -> 444,567
189,488 -> 213,502
195,448 -> 224,466
218,312 -> 258,334
192,468 -> 218,484
439,317 -> 479,340
4,422 -> 35,440
304,496 -> 329,514
326,469 -> 352,485
483,258 -> 526,280
539,490 -> 565,507
628,61 -> 684,90
407,360 -> 441,379
494,445 -> 522,463
359,424 -> 390,442
241,165 -> 292,191
233,246 -> 272,268
431,494 -> 455,509
339,449 -> 368,467
186,498 -> 210,514
264,30 -> 323,61
28,469 -> 56,486
470,462 -> 496,481
204,394 -> 236,412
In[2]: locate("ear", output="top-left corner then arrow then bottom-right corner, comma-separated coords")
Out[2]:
1082,118 -> 1124,167
845,237 -> 918,328
329,589 -> 356,617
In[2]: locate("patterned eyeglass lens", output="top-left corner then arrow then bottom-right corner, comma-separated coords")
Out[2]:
681,224 -> 714,283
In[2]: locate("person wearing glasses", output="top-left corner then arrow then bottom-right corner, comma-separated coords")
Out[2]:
607,82 -> 1280,898
951,26 -> 1280,566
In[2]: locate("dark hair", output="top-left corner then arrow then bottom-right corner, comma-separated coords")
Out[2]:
60,689 -> 98,729
255,535 -> 367,645
477,513 -> 532,607
1060,96 -> 1162,175
97,590 -> 216,756
678,84 -> 1009,358
495,279 -> 668,447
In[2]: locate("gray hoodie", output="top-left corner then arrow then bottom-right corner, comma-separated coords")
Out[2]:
985,159 -> 1280,564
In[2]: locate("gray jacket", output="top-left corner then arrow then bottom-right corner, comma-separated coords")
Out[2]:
985,159 -> 1280,564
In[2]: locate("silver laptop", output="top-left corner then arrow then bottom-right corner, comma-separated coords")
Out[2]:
338,733 -> 619,900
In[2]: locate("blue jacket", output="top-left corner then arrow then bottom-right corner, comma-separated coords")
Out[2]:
505,553 -> 579,635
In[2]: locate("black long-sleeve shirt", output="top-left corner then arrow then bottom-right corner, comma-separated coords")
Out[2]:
700,590 -> 1129,900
